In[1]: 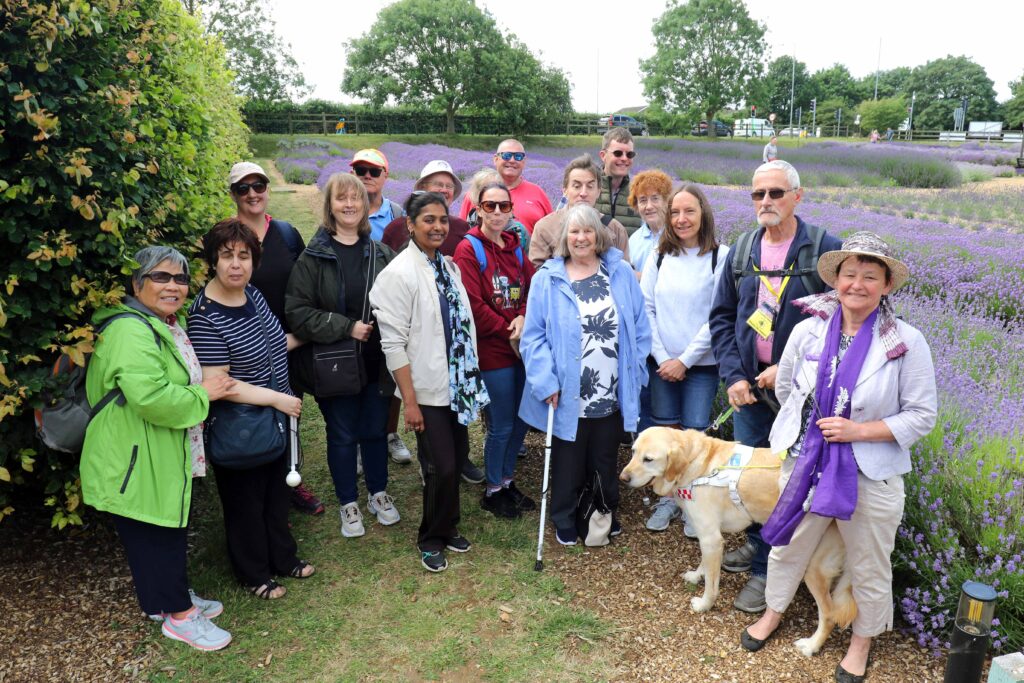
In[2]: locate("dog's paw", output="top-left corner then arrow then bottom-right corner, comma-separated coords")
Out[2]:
794,637 -> 820,658
690,596 -> 713,613
682,570 -> 703,585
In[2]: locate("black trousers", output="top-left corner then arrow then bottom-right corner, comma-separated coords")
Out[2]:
212,455 -> 298,586
549,412 -> 622,531
111,514 -> 191,616
415,405 -> 469,552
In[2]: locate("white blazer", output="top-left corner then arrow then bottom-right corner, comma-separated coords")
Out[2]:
370,242 -> 478,407
769,314 -> 937,480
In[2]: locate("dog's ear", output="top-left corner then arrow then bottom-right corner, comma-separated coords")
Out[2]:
663,432 -> 691,483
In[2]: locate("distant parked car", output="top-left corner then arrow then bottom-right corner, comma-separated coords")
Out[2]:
690,120 -> 733,137
777,127 -> 805,137
598,114 -> 650,136
733,118 -> 775,138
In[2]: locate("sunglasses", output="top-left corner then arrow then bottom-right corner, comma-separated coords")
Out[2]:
231,181 -> 268,196
479,200 -> 513,214
750,188 -> 797,201
496,152 -> 526,162
609,150 -> 636,159
353,166 -> 384,178
143,271 -> 189,286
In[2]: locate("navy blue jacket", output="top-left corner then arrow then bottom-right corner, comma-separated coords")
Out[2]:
709,217 -> 842,388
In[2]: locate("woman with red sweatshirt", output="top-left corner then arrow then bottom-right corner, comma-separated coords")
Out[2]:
454,182 -> 537,519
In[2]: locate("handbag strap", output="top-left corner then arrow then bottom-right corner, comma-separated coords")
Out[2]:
250,289 -> 280,393
360,239 -> 375,324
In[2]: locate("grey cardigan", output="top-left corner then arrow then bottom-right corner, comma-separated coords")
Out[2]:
769,315 -> 938,481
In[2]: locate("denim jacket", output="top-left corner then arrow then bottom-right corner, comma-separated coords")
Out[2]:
519,248 -> 651,441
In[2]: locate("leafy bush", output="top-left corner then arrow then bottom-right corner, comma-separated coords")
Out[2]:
0,0 -> 248,526
876,156 -> 962,188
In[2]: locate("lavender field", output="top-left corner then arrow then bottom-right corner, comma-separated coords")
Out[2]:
275,137 -> 1024,653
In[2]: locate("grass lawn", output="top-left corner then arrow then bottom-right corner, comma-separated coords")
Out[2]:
141,167 -> 618,682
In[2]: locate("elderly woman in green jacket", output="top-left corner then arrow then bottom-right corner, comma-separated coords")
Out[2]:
80,246 -> 237,652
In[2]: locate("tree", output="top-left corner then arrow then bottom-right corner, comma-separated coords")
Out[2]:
809,64 -> 864,109
763,56 -> 812,124
486,40 -> 573,135
858,97 -> 908,133
905,55 -> 998,130
858,66 -> 912,101
343,0 -> 508,134
1005,74 -> 1024,130
640,0 -> 767,138
189,0 -> 310,103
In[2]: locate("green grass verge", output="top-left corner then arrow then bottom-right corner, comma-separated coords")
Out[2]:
251,133 -> 613,158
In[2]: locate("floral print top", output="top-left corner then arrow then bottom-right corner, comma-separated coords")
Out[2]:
571,268 -> 619,419
167,318 -> 206,478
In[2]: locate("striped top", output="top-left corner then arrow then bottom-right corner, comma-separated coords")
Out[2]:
187,284 -> 292,395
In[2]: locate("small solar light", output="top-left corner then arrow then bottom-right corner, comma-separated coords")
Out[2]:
943,581 -> 997,683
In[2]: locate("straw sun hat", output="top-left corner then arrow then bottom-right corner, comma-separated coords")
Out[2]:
816,231 -> 910,291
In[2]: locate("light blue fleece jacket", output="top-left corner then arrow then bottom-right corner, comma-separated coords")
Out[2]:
519,248 -> 651,441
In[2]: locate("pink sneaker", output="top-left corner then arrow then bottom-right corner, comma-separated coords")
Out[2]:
161,608 -> 232,651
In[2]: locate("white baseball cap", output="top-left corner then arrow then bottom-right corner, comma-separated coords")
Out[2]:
228,161 -> 269,187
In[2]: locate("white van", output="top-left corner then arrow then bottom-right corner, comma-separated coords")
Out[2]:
733,118 -> 775,137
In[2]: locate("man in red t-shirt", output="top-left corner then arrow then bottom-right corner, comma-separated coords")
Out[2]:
458,139 -> 552,234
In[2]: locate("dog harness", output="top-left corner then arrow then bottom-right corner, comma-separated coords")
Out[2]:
676,445 -> 758,515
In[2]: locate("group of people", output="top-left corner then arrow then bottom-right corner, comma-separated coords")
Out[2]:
78,127 -> 936,682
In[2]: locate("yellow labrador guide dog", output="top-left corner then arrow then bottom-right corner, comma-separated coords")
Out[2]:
620,427 -> 857,657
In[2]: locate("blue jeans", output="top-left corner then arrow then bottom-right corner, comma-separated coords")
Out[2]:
733,395 -> 776,577
481,364 -> 529,487
637,357 -> 657,433
649,364 -> 720,429
316,382 -> 390,505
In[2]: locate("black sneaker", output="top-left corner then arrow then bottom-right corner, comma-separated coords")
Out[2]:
555,526 -> 577,546
505,481 -> 536,511
420,550 -> 448,572
445,534 -> 472,553
609,517 -> 622,537
461,460 -> 485,484
480,488 -> 522,518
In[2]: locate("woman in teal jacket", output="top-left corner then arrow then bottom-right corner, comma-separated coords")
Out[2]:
519,204 -> 650,546
80,246 -> 236,652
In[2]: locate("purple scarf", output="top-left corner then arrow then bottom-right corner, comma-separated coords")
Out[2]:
761,306 -> 878,546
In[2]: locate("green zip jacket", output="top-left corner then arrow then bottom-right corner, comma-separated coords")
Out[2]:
80,300 -> 210,528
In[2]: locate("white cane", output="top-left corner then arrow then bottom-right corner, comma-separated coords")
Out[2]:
534,402 -> 555,571
286,415 -> 302,487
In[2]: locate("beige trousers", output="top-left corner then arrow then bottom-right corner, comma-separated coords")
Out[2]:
764,470 -> 905,637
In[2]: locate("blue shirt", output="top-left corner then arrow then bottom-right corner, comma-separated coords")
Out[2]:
368,198 -> 397,242
628,223 -> 660,272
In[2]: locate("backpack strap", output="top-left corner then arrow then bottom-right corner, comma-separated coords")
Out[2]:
656,251 -> 665,270
796,223 -> 827,294
464,234 -> 488,273
387,199 -> 405,219
271,220 -> 304,262
711,246 -> 718,274
90,312 -> 162,415
600,214 -> 613,228
731,230 -> 757,292
514,245 -> 523,268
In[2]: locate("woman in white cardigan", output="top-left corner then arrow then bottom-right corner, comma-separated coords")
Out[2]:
370,192 -> 489,574
741,232 -> 937,683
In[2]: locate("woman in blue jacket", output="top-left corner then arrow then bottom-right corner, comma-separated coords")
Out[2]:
519,204 -> 651,546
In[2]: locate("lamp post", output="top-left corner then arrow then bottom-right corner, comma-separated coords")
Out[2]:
943,581 -> 997,683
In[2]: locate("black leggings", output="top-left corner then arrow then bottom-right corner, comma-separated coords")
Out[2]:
548,412 -> 622,531
111,514 -> 191,616
415,405 -> 470,552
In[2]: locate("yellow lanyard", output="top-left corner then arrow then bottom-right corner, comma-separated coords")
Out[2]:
753,263 -> 793,301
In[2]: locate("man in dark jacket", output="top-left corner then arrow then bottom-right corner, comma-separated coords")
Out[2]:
594,127 -> 642,235
709,160 -> 843,613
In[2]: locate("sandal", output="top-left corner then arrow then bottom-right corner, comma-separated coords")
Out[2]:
288,561 -> 315,579
248,579 -> 286,600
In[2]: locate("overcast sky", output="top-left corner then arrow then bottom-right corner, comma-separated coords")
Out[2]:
272,0 -> 1020,111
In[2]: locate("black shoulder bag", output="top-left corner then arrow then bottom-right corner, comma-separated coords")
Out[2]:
205,294 -> 288,469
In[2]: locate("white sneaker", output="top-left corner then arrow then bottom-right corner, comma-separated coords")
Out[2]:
147,589 -> 223,622
388,433 -> 412,464
340,502 -> 365,537
356,445 -> 363,476
161,608 -> 231,651
367,491 -> 401,525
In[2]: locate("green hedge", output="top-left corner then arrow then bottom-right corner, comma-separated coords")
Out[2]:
0,0 -> 248,526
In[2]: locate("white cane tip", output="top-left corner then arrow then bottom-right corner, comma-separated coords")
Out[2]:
286,470 -> 302,487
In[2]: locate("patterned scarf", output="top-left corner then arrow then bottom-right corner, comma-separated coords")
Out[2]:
427,253 -> 490,425
794,291 -> 907,360
762,305 -> 877,546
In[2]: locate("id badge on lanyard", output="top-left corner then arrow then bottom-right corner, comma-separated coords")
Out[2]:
745,264 -> 792,340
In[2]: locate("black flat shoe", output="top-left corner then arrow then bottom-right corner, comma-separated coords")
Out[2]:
740,626 -> 776,652
835,663 -> 866,683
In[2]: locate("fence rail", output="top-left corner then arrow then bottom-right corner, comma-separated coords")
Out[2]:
244,112 -> 615,137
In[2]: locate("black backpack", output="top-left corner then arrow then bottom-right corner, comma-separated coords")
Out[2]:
730,223 -> 827,295
34,312 -> 161,453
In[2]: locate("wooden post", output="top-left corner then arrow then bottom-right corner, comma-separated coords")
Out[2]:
321,113 -> 327,136
288,112 -> 293,135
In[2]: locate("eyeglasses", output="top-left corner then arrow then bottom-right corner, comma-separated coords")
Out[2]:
750,188 -> 797,201
353,166 -> 384,178
143,271 -> 189,286
479,200 -> 513,213
609,150 -> 636,159
496,152 -> 526,162
231,181 -> 268,196
426,182 -> 455,192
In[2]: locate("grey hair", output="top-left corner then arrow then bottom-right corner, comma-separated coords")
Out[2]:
753,159 -> 801,190
131,246 -> 189,290
555,204 -> 612,259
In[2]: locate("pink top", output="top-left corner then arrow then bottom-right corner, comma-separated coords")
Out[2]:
755,235 -> 793,364
459,179 -> 553,234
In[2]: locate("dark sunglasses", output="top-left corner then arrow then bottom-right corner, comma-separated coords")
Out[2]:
609,150 -> 636,159
353,166 -> 384,178
231,181 -> 268,196
496,152 -> 526,161
750,188 -> 797,201
143,271 -> 189,286
479,200 -> 513,214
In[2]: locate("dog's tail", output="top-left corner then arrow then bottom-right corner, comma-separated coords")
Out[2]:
828,570 -> 858,629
